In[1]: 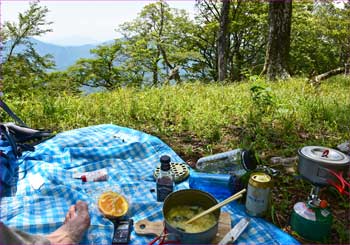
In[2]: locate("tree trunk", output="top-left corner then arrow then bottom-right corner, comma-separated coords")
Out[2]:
345,2 -> 350,76
152,60 -> 159,86
309,67 -> 345,84
344,63 -> 349,75
217,0 -> 230,81
262,0 -> 292,81
152,50 -> 160,85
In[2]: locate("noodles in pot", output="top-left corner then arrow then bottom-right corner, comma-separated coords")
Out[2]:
166,205 -> 217,233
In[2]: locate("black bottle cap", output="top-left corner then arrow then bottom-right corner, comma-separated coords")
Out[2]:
241,150 -> 258,171
160,155 -> 171,164
160,155 -> 171,171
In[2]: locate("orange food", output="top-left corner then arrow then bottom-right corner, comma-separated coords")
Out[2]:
98,191 -> 128,218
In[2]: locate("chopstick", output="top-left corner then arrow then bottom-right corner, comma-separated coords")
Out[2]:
185,188 -> 246,224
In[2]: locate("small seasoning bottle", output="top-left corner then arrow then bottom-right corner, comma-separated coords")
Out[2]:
156,155 -> 174,202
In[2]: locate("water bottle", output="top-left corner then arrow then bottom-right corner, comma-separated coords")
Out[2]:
195,149 -> 257,177
189,172 -> 242,200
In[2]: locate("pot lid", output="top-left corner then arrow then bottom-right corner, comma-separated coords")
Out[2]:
299,146 -> 350,166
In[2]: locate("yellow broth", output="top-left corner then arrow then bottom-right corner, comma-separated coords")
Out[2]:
166,205 -> 217,233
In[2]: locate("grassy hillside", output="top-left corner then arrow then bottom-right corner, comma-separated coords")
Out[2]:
4,76 -> 350,243
10,76 -> 350,155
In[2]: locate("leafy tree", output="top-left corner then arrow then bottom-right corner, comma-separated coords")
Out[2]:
67,41 -> 124,90
119,1 -> 198,86
3,1 -> 52,62
191,0 -> 220,82
228,1 -> 268,80
44,71 -> 81,96
290,2 -> 350,75
0,1 -> 54,98
2,47 -> 54,98
344,2 -> 350,74
193,0 -> 268,82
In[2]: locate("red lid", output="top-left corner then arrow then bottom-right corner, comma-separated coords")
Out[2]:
81,175 -> 87,182
320,200 -> 328,209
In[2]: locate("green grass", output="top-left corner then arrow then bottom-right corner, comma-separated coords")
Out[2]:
3,76 -> 350,243
7,76 -> 350,155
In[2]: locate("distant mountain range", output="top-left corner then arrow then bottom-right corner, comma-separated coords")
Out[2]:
4,38 -> 112,70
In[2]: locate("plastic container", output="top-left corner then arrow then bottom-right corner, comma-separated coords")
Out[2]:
189,171 -> 243,200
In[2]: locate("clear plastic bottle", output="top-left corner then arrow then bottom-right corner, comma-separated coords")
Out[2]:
156,155 -> 174,202
195,149 -> 257,177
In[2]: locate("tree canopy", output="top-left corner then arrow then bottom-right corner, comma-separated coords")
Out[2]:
1,0 -> 349,93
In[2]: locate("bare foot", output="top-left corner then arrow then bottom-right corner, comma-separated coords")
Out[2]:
46,201 -> 91,244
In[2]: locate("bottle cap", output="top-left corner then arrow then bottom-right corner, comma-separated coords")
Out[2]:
160,155 -> 171,171
241,150 -> 258,171
81,175 -> 87,182
160,155 -> 171,163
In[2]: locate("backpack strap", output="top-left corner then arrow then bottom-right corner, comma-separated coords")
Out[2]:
0,99 -> 54,151
0,124 -> 20,157
3,123 -> 53,144
0,99 -> 27,127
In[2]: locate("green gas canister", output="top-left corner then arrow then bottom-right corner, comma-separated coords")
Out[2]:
291,200 -> 333,242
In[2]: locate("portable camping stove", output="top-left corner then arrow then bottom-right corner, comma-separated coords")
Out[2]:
290,185 -> 332,242
291,146 -> 350,242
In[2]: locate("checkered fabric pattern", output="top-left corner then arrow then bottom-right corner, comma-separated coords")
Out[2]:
0,124 -> 298,244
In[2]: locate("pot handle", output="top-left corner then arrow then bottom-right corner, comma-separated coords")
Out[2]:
321,149 -> 330,158
148,227 -> 181,245
322,149 -> 330,158
326,169 -> 350,196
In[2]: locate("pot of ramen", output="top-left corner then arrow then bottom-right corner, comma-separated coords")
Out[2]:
163,189 -> 220,244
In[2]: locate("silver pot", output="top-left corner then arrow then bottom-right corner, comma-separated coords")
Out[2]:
163,189 -> 220,244
298,146 -> 350,186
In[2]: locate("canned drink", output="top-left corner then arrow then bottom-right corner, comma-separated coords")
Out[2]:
245,172 -> 271,217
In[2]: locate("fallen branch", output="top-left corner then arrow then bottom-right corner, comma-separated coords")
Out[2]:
309,67 -> 345,84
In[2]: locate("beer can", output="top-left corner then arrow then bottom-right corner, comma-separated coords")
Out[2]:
245,172 -> 271,217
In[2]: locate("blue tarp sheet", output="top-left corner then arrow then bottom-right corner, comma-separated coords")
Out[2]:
0,124 -> 299,244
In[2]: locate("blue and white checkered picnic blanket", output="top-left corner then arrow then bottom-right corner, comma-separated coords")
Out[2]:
0,124 -> 299,244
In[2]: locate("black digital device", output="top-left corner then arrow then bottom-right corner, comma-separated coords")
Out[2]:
112,219 -> 133,244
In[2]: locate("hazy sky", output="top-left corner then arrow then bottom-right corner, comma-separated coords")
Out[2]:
1,1 -> 196,46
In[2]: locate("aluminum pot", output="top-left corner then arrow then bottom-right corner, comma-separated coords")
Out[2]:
163,189 -> 220,244
298,146 -> 350,186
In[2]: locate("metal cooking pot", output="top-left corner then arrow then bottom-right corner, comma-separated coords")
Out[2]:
163,189 -> 220,244
298,146 -> 350,186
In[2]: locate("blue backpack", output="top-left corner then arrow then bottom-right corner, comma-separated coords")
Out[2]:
0,99 -> 53,189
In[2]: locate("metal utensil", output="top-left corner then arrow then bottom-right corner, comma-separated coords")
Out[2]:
218,217 -> 250,245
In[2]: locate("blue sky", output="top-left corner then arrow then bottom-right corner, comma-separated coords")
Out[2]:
1,0 -> 196,46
